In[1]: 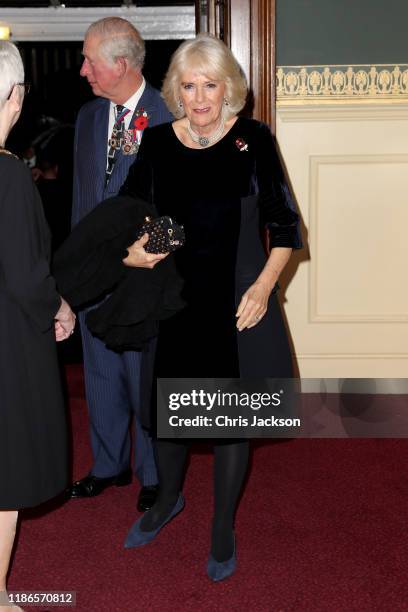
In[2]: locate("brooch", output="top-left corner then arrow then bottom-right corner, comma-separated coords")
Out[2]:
235,137 -> 249,152
122,108 -> 149,155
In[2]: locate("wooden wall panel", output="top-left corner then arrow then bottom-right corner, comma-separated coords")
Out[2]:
196,0 -> 276,131
247,0 -> 275,130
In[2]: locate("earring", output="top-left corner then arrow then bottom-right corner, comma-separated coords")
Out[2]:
223,98 -> 230,106
178,99 -> 183,109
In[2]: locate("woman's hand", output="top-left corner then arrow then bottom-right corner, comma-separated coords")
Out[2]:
122,233 -> 169,269
54,297 -> 76,341
236,247 -> 292,331
235,280 -> 272,331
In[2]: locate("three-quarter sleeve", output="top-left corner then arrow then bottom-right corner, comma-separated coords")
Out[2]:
0,158 -> 61,332
119,128 -> 154,203
255,122 -> 302,249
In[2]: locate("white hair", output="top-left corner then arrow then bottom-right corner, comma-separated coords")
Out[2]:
162,34 -> 248,119
0,41 -> 24,109
86,17 -> 145,69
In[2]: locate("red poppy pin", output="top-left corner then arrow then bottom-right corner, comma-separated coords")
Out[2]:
235,137 -> 249,152
134,115 -> 148,130
132,108 -> 149,131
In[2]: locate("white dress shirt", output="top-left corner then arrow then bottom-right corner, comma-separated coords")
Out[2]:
106,77 -> 146,163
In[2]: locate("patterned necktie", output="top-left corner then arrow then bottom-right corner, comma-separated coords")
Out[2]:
105,104 -> 130,185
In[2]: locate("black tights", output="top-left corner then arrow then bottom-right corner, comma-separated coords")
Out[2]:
140,439 -> 249,562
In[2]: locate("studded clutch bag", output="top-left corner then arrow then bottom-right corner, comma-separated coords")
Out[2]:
136,216 -> 185,254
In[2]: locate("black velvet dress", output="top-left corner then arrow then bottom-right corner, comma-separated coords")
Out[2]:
120,117 -> 301,379
0,153 -> 68,509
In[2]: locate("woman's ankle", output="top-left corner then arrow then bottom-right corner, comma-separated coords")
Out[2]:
140,494 -> 180,531
211,520 -> 234,562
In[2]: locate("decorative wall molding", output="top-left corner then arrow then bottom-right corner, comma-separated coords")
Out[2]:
299,378 -> 408,394
277,103 -> 408,122
296,357 -> 408,380
309,154 -> 408,324
0,6 -> 195,41
276,91 -> 408,379
277,64 -> 408,105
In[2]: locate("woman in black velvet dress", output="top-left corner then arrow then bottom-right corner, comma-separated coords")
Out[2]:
0,41 -> 75,610
121,34 -> 301,581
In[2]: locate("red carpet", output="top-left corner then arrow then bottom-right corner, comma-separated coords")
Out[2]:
8,366 -> 408,611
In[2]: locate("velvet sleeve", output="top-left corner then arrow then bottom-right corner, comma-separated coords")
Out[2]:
0,157 -> 61,332
119,127 -> 154,203
254,122 -> 302,250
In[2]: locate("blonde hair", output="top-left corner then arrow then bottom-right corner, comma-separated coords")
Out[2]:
86,17 -> 145,69
162,34 -> 248,119
0,41 -> 24,109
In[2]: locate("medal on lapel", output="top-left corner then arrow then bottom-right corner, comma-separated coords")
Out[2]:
109,106 -> 130,151
122,131 -> 139,155
109,125 -> 122,150
122,108 -> 149,155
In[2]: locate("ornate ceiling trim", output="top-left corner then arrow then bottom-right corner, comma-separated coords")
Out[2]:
0,6 -> 195,41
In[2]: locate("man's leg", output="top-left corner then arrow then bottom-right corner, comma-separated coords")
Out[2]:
79,312 -> 135,478
123,342 -> 158,487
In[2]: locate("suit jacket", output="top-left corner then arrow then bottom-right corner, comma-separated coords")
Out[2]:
72,82 -> 173,227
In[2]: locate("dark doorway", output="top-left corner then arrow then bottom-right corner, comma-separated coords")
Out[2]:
7,39 -> 183,153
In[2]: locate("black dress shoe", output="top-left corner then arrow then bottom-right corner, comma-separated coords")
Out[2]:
137,484 -> 159,512
67,469 -> 132,499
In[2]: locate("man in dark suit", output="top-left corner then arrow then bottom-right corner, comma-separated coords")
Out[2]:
68,17 -> 172,511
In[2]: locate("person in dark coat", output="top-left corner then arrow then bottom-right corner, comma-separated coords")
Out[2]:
35,127 -> 83,364
0,41 -> 76,611
67,17 -> 173,512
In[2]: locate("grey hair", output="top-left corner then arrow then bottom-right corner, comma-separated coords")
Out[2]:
0,41 -> 24,109
86,17 -> 145,70
162,34 -> 248,119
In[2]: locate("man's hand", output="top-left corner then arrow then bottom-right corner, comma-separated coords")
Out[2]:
122,233 -> 168,269
54,297 -> 76,342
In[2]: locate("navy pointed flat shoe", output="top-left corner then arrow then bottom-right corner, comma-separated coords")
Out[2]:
124,494 -> 185,549
207,535 -> 236,582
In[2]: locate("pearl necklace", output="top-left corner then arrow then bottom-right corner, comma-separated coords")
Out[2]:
187,118 -> 225,147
